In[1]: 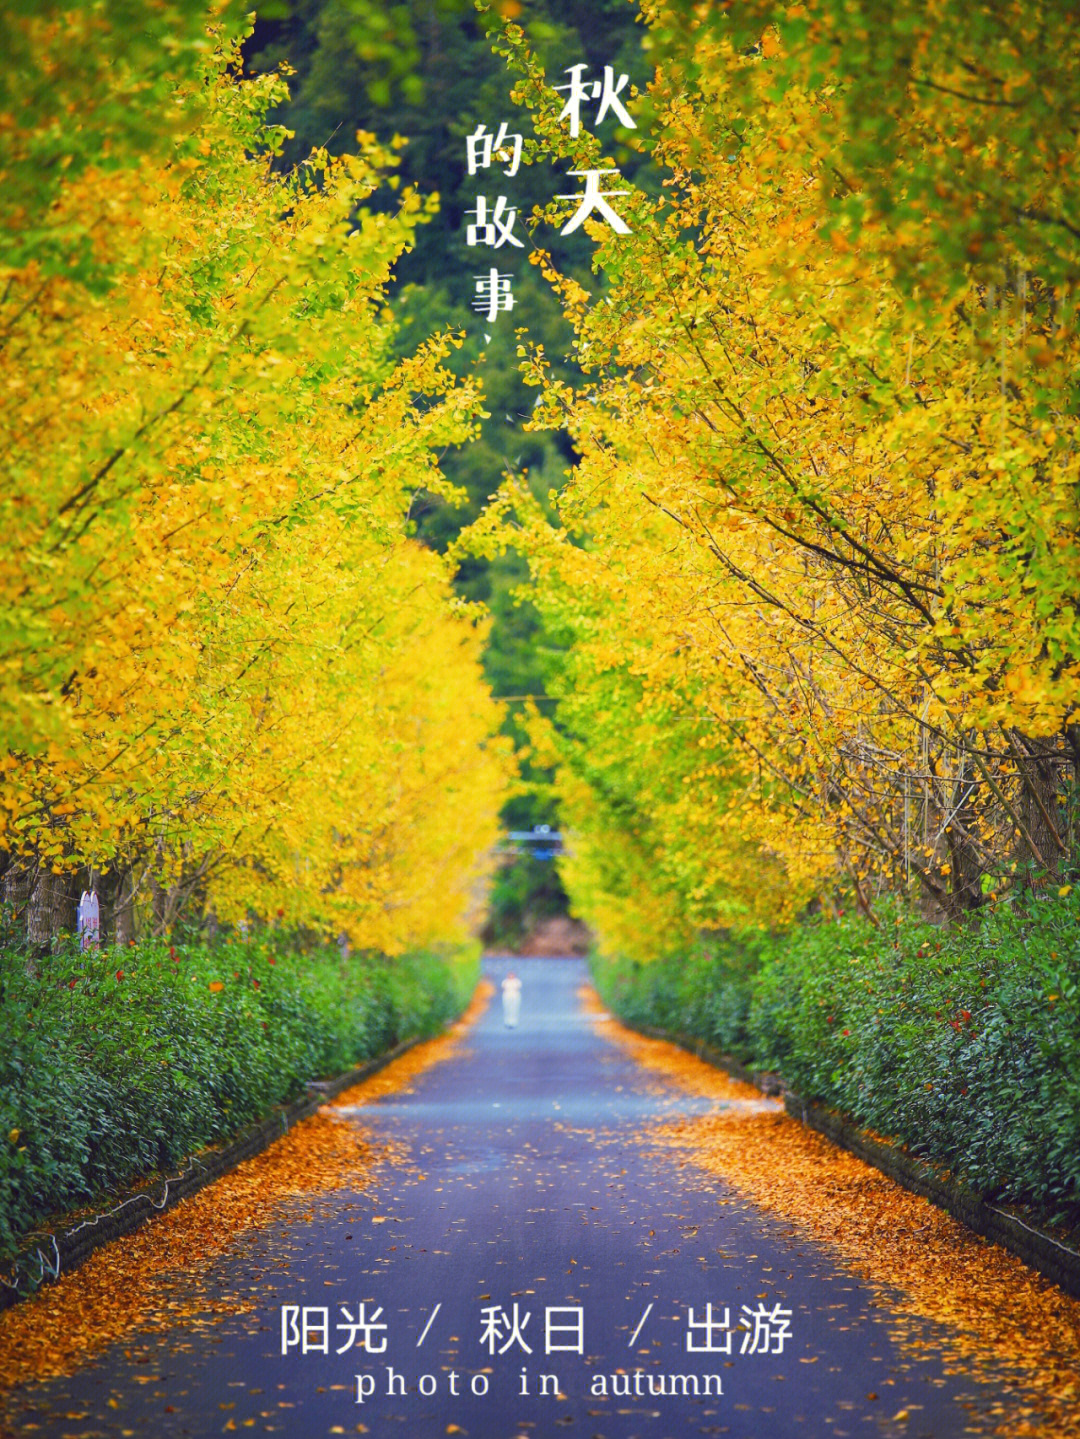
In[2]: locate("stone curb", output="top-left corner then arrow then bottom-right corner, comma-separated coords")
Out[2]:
0,1033 -> 425,1312
632,1023 -> 1080,1302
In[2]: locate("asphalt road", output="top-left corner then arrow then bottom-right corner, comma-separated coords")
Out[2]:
4,958 -> 1028,1438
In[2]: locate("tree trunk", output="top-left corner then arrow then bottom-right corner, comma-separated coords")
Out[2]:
52,871 -> 78,942
943,753 -> 986,916
1011,729 -> 1071,875
114,867 -> 136,947
1,862 -> 32,933
26,865 -> 56,949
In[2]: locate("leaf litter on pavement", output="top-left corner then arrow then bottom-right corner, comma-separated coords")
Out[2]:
0,981 -> 494,1410
580,985 -> 1080,1438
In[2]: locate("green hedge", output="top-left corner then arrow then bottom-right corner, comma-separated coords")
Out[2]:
591,892 -> 1080,1226
0,933 -> 478,1262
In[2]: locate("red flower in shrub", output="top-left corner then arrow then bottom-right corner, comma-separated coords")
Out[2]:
234,971 -> 240,980
960,1009 -> 971,1022
68,979 -> 77,989
277,908 -> 284,918
826,1015 -> 834,1024
252,978 -> 261,990
268,957 -> 275,965
842,1028 -> 850,1036
170,946 -> 178,961
115,969 -> 124,981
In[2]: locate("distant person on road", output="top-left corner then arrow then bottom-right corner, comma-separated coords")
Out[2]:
502,970 -> 522,1029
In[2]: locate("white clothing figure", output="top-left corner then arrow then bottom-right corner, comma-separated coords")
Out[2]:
502,971 -> 522,1029
77,889 -> 100,951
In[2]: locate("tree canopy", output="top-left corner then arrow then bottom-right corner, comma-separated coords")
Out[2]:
1,9 -> 511,948
463,0 -> 1080,956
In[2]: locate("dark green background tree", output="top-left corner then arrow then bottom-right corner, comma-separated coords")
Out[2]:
245,0 -> 649,845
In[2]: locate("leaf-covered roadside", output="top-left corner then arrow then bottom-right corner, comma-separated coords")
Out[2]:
591,891 -> 1080,1229
585,996 -> 1080,1439
0,986 -> 490,1402
0,934 -> 478,1267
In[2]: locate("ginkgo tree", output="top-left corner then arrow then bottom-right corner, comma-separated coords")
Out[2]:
465,0 -> 1079,959
1,7 -> 512,950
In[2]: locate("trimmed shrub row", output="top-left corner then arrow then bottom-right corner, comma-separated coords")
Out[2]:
591,892 -> 1080,1226
0,933 -> 478,1262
